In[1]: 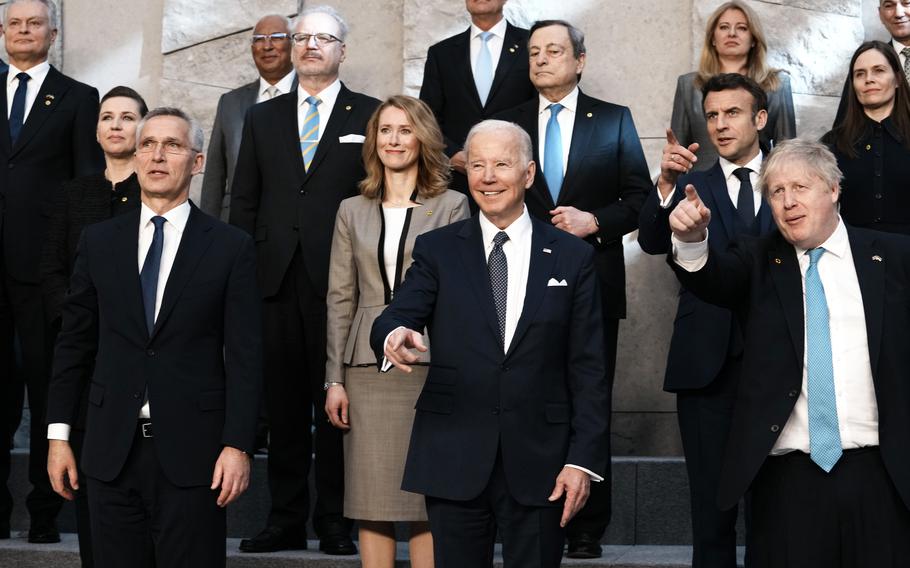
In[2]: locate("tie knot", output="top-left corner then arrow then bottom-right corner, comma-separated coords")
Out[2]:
150,216 -> 166,230
493,231 -> 509,247
15,72 -> 29,83
732,167 -> 751,183
479,31 -> 493,43
548,103 -> 563,118
903,46 -> 910,57
807,247 -> 825,265
305,95 -> 321,107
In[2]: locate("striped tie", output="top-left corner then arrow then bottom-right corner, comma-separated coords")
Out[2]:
300,95 -> 321,172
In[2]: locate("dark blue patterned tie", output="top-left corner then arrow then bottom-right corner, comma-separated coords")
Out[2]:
140,216 -> 166,334
733,167 -> 755,225
9,72 -> 29,145
488,231 -> 509,347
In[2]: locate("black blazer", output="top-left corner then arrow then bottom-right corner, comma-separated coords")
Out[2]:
497,92 -> 652,319
638,161 -> 774,391
48,205 -> 262,487
671,227 -> 910,511
0,66 -> 103,283
419,22 -> 536,157
229,83 -> 380,298
370,216 -> 609,506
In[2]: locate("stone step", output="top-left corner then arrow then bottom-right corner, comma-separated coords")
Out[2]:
7,450 -> 745,546
0,534 -> 745,567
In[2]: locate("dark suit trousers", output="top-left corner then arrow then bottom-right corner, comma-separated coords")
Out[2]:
566,317 -> 618,540
0,275 -> 61,525
676,354 -> 741,568
750,447 -> 910,568
426,449 -> 565,568
262,248 -> 347,535
87,425 -> 225,568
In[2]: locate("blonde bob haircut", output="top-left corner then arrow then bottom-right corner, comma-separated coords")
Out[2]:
697,1 -> 781,93
359,95 -> 450,200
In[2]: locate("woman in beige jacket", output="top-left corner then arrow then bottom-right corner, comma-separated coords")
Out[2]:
324,95 -> 469,568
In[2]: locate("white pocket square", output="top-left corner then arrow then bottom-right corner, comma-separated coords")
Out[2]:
547,278 -> 567,287
338,134 -> 366,143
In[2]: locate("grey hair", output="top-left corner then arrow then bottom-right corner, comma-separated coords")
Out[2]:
136,107 -> 205,153
529,19 -> 586,58
757,138 -> 843,198
294,5 -> 349,41
255,14 -> 292,34
4,0 -> 59,29
464,120 -> 533,166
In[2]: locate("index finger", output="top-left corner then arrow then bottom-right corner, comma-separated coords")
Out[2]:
666,128 -> 679,146
561,488 -> 578,527
684,184 -> 701,203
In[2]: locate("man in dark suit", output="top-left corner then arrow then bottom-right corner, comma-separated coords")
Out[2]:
669,138 -> 910,567
496,19 -> 651,557
372,119 -> 609,568
419,0 -> 536,209
45,107 -> 262,566
638,73 -> 773,568
230,4 -> 379,555
0,0 -> 102,543
200,14 -> 296,221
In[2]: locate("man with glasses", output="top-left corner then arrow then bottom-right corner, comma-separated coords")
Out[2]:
46,106 -> 262,567
200,14 -> 296,222
230,4 -> 379,556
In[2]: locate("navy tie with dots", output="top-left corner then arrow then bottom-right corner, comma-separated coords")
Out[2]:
488,231 -> 510,347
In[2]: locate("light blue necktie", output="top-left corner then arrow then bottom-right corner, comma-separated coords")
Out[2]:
805,247 -> 842,472
300,96 -> 321,172
474,31 -> 494,106
544,103 -> 564,204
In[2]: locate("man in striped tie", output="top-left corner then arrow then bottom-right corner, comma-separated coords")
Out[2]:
668,138 -> 910,568
229,3 -> 380,556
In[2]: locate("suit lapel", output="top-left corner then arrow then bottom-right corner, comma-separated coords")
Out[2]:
457,217 -> 504,346
705,164 -> 736,242
453,29 -> 484,111
277,92 -> 307,183
13,66 -> 72,156
487,24 -> 523,108
506,219 -> 556,359
768,236 -> 804,366
849,229 -> 884,377
305,83 -> 357,179
150,206 -> 214,341
0,71 -> 9,156
757,198 -> 774,234
560,92 -> 595,205
112,210 -> 149,338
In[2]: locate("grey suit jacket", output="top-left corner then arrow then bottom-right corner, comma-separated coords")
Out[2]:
201,76 -> 298,220
670,71 -> 796,172
325,190 -> 470,382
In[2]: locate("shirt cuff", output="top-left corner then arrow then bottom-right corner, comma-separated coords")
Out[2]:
380,326 -> 409,373
47,423 -> 71,442
671,231 -> 709,272
657,184 -> 675,209
566,464 -> 604,482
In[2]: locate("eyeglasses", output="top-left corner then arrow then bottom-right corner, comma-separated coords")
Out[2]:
251,32 -> 290,45
136,139 -> 197,155
291,32 -> 342,47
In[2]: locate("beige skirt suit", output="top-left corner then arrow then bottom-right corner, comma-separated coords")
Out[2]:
325,189 -> 469,520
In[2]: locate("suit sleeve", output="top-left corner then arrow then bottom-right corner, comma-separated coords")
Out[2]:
564,246 -> 610,475
47,231 -> 98,427
200,94 -> 229,219
228,106 -> 261,235
668,239 -> 752,310
369,234 -> 439,363
71,87 -> 103,176
590,107 -> 651,243
638,183 -> 685,255
670,74 -> 692,147
419,46 -> 459,157
325,202 -> 358,385
39,183 -> 70,327
221,234 -> 263,454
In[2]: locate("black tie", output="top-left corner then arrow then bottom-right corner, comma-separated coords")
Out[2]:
9,72 -> 29,145
488,231 -> 509,348
140,216 -> 166,334
733,167 -> 754,225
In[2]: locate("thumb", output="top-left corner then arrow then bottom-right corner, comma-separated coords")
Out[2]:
688,142 -> 700,155
413,332 -> 428,352
68,462 -> 79,491
548,480 -> 566,502
684,184 -> 701,204
666,127 -> 679,146
211,460 -> 223,490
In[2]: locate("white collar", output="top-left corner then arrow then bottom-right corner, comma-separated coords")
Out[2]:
538,86 -> 579,115
297,78 -> 341,109
479,204 -> 532,248
259,69 -> 296,98
140,200 -> 191,233
719,151 -> 763,181
794,217 -> 849,261
471,17 -> 507,40
7,60 -> 50,87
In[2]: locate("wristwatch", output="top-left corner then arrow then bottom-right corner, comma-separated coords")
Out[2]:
323,381 -> 344,390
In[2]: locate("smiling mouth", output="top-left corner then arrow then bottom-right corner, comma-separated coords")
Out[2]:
480,190 -> 505,197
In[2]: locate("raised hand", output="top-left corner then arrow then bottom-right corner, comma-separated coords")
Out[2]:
657,128 -> 699,200
384,327 -> 428,373
669,185 -> 711,242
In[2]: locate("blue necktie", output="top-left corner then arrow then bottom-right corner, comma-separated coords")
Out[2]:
300,96 -> 321,172
9,72 -> 29,145
140,216 -> 166,335
544,103 -> 564,204
474,31 -> 494,106
488,231 -> 509,348
805,247 -> 842,472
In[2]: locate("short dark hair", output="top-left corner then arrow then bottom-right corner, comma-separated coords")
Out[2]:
101,86 -> 149,118
701,73 -> 768,116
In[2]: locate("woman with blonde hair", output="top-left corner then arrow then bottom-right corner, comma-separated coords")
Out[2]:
324,95 -> 468,568
670,0 -> 796,170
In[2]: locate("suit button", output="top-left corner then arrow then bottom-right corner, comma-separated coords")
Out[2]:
875,193 -> 883,199
787,390 -> 798,398
492,406 -> 500,415
133,392 -> 141,399
770,424 -> 780,433
293,225 -> 299,231
146,349 -> 155,356
500,364 -> 509,371
299,190 -> 308,196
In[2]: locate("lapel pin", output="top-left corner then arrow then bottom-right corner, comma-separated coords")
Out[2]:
543,248 -> 552,254
509,47 -> 516,53
865,144 -> 872,151
774,258 -> 782,264
586,112 -> 593,118
872,255 -> 883,262
44,94 -> 54,106
345,105 -> 351,111
121,196 -> 128,202
425,210 -> 433,216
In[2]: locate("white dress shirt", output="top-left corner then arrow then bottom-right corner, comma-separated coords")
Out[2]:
672,219 -> 880,456
6,60 -> 51,121
296,78 -> 341,140
256,69 -> 296,103
382,206 -> 409,290
470,18 -> 507,76
659,153 -> 764,211
537,87 -> 578,175
48,201 -> 192,441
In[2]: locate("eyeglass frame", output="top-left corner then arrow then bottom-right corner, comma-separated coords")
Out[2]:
136,139 -> 200,156
291,32 -> 343,47
251,32 -> 291,45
